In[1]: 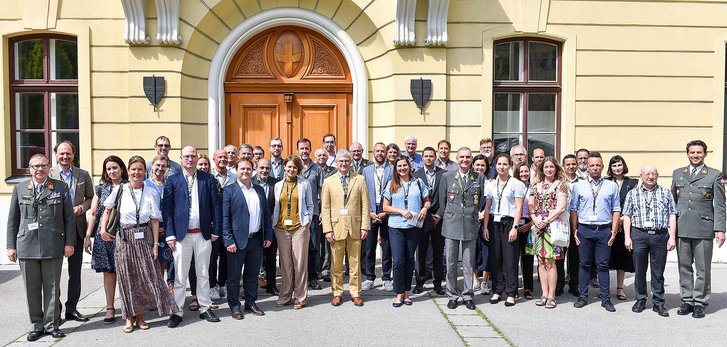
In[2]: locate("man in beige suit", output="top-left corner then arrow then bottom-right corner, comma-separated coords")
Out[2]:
322,150 -> 371,307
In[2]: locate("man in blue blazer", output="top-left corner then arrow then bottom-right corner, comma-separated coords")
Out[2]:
223,159 -> 273,319
163,146 -> 222,327
361,142 -> 394,291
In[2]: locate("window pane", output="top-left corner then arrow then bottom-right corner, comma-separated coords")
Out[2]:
494,93 -> 522,132
52,93 -> 79,130
528,42 -> 557,81
53,132 -> 80,167
527,134 -> 556,158
15,39 -> 44,80
16,132 -> 45,169
51,39 -> 78,80
527,93 -> 556,132
494,42 -> 522,81
493,134 -> 521,156
16,93 -> 45,129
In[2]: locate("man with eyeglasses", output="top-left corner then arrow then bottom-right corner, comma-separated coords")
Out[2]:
7,154 -> 76,340
509,145 -> 528,176
147,136 -> 182,178
349,142 -> 370,174
323,134 -> 337,167
575,148 -> 590,181
479,138 -> 496,179
252,146 -> 265,171
269,138 -> 285,180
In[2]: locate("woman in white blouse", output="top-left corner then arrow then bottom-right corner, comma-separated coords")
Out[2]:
100,156 -> 177,332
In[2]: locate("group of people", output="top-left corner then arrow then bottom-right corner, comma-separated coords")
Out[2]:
6,134 -> 725,341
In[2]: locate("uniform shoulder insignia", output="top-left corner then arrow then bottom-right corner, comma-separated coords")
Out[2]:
47,181 -> 55,190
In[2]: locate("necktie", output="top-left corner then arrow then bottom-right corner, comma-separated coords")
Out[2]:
691,167 -> 698,178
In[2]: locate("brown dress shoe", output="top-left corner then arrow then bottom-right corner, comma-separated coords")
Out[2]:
331,296 -> 343,306
352,297 -> 364,306
231,308 -> 244,320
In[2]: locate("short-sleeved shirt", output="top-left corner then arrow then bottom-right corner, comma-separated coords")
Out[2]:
622,184 -> 676,230
486,177 -> 527,218
569,176 -> 621,225
104,183 -> 161,225
383,178 -> 429,229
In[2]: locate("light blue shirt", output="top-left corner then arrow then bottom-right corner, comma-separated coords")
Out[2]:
383,178 -> 429,229
59,166 -> 74,202
569,176 -> 621,225
402,152 -> 424,172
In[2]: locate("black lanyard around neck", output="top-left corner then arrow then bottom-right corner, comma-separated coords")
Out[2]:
496,176 -> 510,214
129,184 -> 144,227
285,180 -> 297,216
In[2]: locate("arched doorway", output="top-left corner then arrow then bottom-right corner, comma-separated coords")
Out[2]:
225,26 -> 353,156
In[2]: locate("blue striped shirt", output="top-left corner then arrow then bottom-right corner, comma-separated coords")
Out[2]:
569,176 -> 621,225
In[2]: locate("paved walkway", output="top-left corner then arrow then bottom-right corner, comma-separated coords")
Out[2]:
1,262 -> 725,346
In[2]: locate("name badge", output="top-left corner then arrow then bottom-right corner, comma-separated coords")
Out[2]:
28,222 -> 39,231
340,209 -> 349,216
494,215 -> 502,222
588,215 -> 597,223
284,219 -> 293,226
134,232 -> 145,240
643,220 -> 654,229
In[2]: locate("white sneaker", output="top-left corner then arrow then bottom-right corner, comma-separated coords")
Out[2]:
481,282 -> 491,295
210,287 -> 221,301
219,285 -> 226,298
383,280 -> 394,292
362,280 -> 374,291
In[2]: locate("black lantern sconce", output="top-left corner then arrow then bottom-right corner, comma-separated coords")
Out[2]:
410,78 -> 432,115
143,75 -> 166,111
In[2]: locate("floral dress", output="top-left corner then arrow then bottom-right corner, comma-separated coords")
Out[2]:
91,181 -> 126,273
526,181 -> 567,259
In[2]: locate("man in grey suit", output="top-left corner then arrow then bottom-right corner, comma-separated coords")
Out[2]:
349,142 -> 370,174
438,147 -> 485,310
671,140 -> 726,318
7,154 -> 76,341
49,140 -> 93,322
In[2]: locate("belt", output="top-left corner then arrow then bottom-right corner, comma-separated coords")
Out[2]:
121,222 -> 149,230
580,223 -> 610,230
249,229 -> 262,238
187,228 -> 201,233
634,227 -> 668,235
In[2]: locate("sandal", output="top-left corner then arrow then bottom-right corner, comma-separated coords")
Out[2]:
535,296 -> 547,306
523,290 -> 534,300
293,300 -> 304,310
135,320 -> 150,330
545,298 -> 557,309
123,318 -> 135,333
103,307 -> 116,325
167,283 -> 174,296
616,287 -> 627,301
188,298 -> 200,311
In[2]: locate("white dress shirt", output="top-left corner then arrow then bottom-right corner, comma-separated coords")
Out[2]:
239,181 -> 262,236
185,171 -> 201,229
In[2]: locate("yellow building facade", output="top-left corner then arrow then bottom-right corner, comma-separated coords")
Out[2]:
2,0 -> 727,262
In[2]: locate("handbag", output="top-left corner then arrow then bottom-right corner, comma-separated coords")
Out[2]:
104,185 -> 124,236
549,213 -> 570,248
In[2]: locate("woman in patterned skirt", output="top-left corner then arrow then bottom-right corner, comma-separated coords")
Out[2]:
83,155 -> 128,324
528,157 -> 568,309
100,156 -> 177,332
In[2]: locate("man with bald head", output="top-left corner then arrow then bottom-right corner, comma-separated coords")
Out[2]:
164,146 -> 222,326
252,158 -> 280,294
530,148 -> 545,181
623,165 -> 677,317
224,144 -> 239,173
349,142 -> 370,174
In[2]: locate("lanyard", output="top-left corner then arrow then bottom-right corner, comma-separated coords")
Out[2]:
403,180 -> 412,210
129,184 -> 144,227
496,177 -> 510,214
284,180 -> 297,216
643,187 -> 654,222
186,172 -> 196,216
375,166 -> 384,196
426,170 -> 435,192
589,178 -> 603,213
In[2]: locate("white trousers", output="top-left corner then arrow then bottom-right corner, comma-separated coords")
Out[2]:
173,233 -> 212,315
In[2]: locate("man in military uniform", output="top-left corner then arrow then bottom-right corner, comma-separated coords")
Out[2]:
7,154 -> 76,341
671,140 -> 726,318
438,147 -> 485,310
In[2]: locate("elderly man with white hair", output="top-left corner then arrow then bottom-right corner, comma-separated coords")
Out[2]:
402,136 -> 423,171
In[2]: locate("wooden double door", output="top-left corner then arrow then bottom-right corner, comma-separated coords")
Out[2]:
227,93 -> 351,156
224,26 -> 353,155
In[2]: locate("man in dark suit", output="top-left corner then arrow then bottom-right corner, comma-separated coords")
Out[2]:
252,158 -> 280,294
413,147 -> 446,295
223,159 -> 273,319
361,142 -> 394,291
350,142 -> 370,174
7,154 -> 75,341
48,141 -> 93,322
671,140 -> 726,318
163,146 -> 222,327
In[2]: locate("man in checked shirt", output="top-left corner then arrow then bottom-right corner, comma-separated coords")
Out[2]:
622,165 -> 676,317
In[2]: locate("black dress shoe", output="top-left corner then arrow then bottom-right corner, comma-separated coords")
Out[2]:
631,299 -> 646,313
244,305 -> 265,316
27,330 -> 45,341
412,285 -> 424,294
433,285 -> 446,296
65,310 -> 89,322
677,303 -> 693,316
465,300 -> 476,310
50,329 -> 65,338
574,297 -> 588,308
200,310 -> 221,322
309,279 -> 322,290
692,305 -> 705,318
568,288 -> 580,297
322,275 -> 331,282
446,300 -> 458,309
653,304 -> 670,317
266,285 -> 280,295
601,300 -> 616,312
167,315 -> 183,328
231,308 -> 244,320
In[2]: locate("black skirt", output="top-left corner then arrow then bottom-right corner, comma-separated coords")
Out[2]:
609,228 -> 635,272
